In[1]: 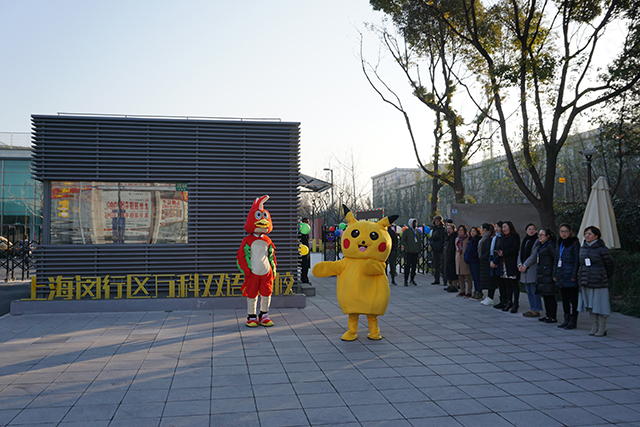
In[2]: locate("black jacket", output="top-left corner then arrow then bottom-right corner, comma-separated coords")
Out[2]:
430,224 -> 446,252
388,227 -> 398,252
443,232 -> 458,281
552,236 -> 580,288
500,233 -> 521,278
579,239 -> 614,288
464,235 -> 480,265
535,241 -> 557,296
479,233 -> 496,290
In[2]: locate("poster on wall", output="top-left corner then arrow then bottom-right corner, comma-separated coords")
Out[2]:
50,182 -> 188,245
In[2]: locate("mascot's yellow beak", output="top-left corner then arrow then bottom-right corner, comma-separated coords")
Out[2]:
254,219 -> 270,229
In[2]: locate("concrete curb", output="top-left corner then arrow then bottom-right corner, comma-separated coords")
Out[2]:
10,294 -> 306,314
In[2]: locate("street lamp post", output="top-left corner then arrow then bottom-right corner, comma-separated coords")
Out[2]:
323,168 -> 334,226
580,149 -> 597,195
311,199 -> 316,240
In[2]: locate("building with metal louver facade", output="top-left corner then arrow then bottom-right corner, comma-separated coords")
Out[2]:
30,114 -> 301,301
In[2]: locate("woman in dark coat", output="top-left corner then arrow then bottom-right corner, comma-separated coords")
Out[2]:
443,223 -> 459,292
497,221 -> 521,313
578,226 -> 614,337
553,223 -> 581,329
536,228 -> 558,323
478,223 -> 497,305
465,226 -> 482,300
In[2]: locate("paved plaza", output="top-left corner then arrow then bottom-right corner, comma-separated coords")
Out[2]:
1,262 -> 640,426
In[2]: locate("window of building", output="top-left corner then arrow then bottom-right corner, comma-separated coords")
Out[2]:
50,182 -> 188,245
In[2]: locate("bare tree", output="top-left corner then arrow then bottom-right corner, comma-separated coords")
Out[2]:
359,21 -> 491,209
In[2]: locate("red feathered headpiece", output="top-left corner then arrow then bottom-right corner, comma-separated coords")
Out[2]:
244,195 -> 272,234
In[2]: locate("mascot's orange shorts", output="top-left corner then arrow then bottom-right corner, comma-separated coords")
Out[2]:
241,271 -> 274,298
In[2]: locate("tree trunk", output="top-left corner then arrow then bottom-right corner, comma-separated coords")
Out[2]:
430,178 -> 442,217
536,198 -> 556,230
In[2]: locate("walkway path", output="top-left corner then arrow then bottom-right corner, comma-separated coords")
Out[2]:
0,266 -> 639,426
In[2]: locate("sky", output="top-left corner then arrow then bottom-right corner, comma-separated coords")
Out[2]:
0,1 -> 428,197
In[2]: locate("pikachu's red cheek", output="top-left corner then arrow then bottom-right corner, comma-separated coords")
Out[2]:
378,242 -> 387,252
343,238 -> 350,249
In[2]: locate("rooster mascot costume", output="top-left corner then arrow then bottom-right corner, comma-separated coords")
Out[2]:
237,195 -> 277,327
313,206 -> 398,341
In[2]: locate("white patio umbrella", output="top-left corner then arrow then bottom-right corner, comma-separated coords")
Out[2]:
578,176 -> 621,249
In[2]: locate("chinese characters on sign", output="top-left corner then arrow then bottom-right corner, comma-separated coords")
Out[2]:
29,272 -> 296,300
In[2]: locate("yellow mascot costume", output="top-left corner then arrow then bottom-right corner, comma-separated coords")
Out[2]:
313,206 -> 398,341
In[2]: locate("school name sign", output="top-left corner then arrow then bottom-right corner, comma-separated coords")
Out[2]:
28,272 -> 296,301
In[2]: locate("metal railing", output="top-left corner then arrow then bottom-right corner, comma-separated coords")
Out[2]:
0,240 -> 36,281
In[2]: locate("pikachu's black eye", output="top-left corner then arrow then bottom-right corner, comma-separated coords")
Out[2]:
370,232 -> 379,241
351,229 -> 360,238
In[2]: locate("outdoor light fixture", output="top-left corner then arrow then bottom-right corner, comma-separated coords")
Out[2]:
579,149 -> 598,189
323,168 -> 334,226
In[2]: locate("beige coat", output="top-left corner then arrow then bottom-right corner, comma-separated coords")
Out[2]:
455,236 -> 471,275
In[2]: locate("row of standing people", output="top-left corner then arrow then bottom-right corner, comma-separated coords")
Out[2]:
429,217 -> 614,337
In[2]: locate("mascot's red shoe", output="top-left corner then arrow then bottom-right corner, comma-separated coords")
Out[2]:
259,314 -> 274,327
246,317 -> 259,327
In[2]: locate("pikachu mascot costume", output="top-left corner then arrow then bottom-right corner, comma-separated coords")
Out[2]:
313,206 -> 398,340
237,195 -> 277,327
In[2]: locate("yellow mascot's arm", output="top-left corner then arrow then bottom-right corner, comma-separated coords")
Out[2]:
312,260 -> 346,277
363,259 -> 386,276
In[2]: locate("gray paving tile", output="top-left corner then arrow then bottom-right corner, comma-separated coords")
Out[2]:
210,384 -> 255,399
304,406 -> 357,424
436,398 -> 491,416
496,381 -> 547,396
420,386 -> 470,401
57,421 -> 110,427
498,409 -> 564,427
210,396 -> 256,414
258,408 -> 309,427
542,407 -> 608,426
255,395 -> 302,411
407,375 -> 451,388
330,378 -> 375,393
583,404 -> 640,424
476,396 -> 533,412
25,392 -> 81,408
457,384 -> 509,398
369,376 -> 415,390
455,412 -> 517,427
163,399 -> 210,417
349,403 -> 404,422
0,408 -> 19,425
112,402 -> 165,420
595,389 -> 640,404
62,403 -> 118,422
409,416 -> 464,427
159,415 -> 209,427
108,418 -> 160,427
380,387 -> 430,403
393,401 -> 448,418
568,377 -> 623,391
297,392 -> 345,409
557,391 -> 615,406
293,380 -> 335,395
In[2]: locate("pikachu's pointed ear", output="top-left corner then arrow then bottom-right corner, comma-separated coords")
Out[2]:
343,204 -> 357,225
378,214 -> 399,229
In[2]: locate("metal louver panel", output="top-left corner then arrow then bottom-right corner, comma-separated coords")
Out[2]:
31,115 -> 301,287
